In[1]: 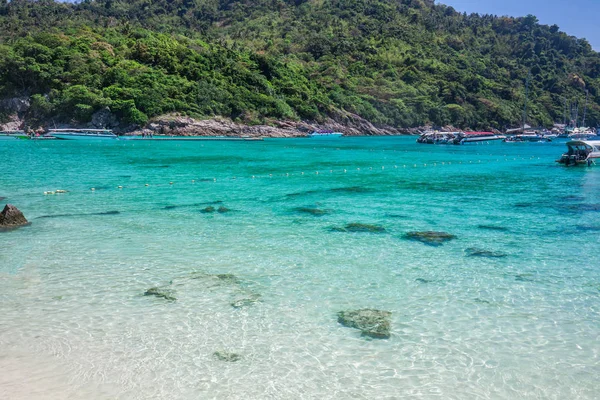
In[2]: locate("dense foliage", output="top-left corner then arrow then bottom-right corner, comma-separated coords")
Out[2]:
1,0 -> 599,129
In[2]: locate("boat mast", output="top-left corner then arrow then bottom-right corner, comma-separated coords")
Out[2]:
582,89 -> 589,127
522,72 -> 531,133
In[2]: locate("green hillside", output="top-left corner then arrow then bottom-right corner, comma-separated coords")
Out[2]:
1,0 -> 599,130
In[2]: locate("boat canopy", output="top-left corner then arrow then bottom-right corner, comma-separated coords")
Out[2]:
566,140 -> 600,148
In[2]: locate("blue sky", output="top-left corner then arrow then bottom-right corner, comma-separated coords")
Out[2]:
440,0 -> 599,50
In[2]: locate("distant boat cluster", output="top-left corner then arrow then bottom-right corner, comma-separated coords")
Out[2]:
415,126 -> 600,167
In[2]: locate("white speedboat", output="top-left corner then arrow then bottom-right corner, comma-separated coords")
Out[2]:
459,132 -> 506,143
309,130 -> 343,138
48,129 -> 118,140
416,131 -> 460,144
568,127 -> 597,140
556,140 -> 600,166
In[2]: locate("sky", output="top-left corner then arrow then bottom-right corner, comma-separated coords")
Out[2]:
440,0 -> 600,50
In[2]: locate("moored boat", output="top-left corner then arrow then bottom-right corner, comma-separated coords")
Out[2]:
0,130 -> 29,140
556,140 -> 600,166
308,130 -> 343,138
504,133 -> 552,143
459,132 -> 506,144
567,127 -> 598,140
416,131 -> 460,144
48,129 -> 118,140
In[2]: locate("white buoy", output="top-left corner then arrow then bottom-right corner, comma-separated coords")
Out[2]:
118,186 -> 123,189
169,182 -> 174,185
145,184 -> 149,187
91,188 -> 95,191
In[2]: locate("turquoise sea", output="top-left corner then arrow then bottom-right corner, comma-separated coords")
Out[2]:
1,137 -> 599,399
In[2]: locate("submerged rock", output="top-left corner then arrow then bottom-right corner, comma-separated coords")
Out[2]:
216,274 -> 241,285
0,197 -> 5,201
213,351 -> 242,362
201,206 -> 216,213
217,206 -> 231,213
331,223 -> 386,233
415,278 -> 432,284
515,274 -> 534,282
231,293 -> 261,309
0,204 -> 28,229
337,308 -> 391,339
144,287 -> 177,301
477,225 -> 509,232
465,247 -> 508,258
329,186 -> 370,193
403,231 -> 456,246
294,207 -> 330,216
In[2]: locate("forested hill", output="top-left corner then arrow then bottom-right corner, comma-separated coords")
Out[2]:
1,0 -> 599,131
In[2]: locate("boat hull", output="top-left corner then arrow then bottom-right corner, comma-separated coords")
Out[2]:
51,134 -> 118,140
309,133 -> 343,138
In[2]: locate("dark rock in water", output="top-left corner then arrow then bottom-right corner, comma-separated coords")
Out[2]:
0,204 -> 28,228
386,213 -> 409,219
294,207 -> 329,217
144,287 -> 177,301
416,278 -> 432,284
515,274 -> 534,282
329,186 -> 370,194
572,204 -> 600,212
216,274 -> 240,284
201,206 -> 216,213
95,210 -> 120,216
477,225 -> 509,232
331,223 -> 386,233
231,293 -> 261,308
213,351 -> 242,362
286,189 -> 320,198
164,205 -> 178,210
38,210 -> 120,219
465,247 -> 508,258
403,231 -> 456,246
338,309 -> 391,339
217,206 -> 231,213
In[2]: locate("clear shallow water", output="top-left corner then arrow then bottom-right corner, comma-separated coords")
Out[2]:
0,137 -> 599,399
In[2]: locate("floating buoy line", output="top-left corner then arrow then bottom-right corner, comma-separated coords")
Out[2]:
42,155 -> 542,196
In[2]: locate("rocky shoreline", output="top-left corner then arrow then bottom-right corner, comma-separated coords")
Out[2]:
1,97 -> 434,138
127,112 -> 408,138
